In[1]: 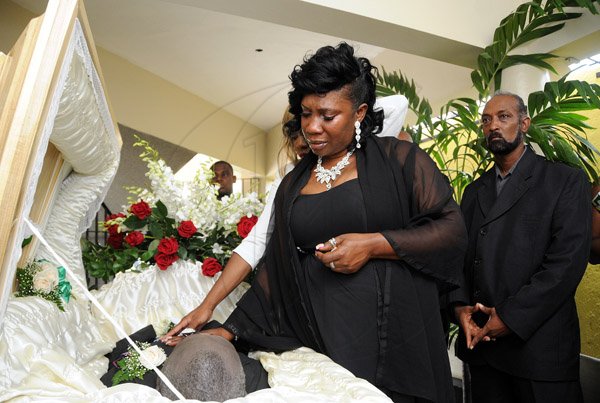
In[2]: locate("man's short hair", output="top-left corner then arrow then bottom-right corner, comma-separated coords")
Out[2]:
491,90 -> 528,119
157,334 -> 246,400
210,160 -> 234,174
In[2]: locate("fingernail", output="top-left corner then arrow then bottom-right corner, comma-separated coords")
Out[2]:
316,243 -> 324,250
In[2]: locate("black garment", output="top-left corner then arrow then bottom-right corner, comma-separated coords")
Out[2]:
450,148 -> 591,382
469,362 -> 583,403
225,136 -> 467,402
291,179 -> 379,381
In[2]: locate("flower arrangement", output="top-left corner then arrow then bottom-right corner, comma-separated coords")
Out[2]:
111,342 -> 167,386
15,260 -> 72,311
82,136 -> 263,281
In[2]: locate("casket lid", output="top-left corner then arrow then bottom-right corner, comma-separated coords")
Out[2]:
0,0 -> 121,323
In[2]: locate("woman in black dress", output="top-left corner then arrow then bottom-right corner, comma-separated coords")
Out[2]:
209,42 -> 467,402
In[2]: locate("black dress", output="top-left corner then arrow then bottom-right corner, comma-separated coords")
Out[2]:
224,137 -> 467,402
290,179 -> 379,382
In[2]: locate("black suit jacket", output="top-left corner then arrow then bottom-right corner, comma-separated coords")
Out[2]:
453,148 -> 591,381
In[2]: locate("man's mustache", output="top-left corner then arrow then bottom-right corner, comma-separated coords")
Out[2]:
487,131 -> 504,141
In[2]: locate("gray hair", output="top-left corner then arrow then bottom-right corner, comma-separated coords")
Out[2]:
157,334 -> 246,401
491,90 -> 528,119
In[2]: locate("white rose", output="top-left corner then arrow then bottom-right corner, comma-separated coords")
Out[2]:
139,345 -> 167,369
33,263 -> 58,293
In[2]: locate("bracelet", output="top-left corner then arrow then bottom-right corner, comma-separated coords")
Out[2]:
593,191 -> 600,212
222,322 -> 240,342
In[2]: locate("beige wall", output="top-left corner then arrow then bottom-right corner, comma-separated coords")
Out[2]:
0,1 -> 34,53
95,48 -> 268,177
1,1 -> 269,178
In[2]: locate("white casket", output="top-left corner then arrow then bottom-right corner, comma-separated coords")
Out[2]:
0,1 -> 392,401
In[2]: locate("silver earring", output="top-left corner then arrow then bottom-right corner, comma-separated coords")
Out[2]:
354,120 -> 362,148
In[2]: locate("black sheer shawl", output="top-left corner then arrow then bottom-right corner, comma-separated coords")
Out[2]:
224,136 -> 467,399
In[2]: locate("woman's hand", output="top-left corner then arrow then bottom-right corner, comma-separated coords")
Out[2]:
161,304 -> 213,346
314,233 -> 393,274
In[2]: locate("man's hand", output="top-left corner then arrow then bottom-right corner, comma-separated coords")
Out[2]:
454,305 -> 483,350
470,303 -> 512,349
161,304 -> 213,346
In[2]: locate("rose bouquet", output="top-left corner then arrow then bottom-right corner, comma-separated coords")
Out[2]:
82,136 -> 263,281
15,259 -> 72,311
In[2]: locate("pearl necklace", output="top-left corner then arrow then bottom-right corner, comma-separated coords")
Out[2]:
314,149 -> 355,190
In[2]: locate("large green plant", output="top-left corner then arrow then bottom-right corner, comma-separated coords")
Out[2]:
377,0 -> 600,202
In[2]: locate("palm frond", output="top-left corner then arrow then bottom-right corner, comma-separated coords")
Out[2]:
474,2 -> 581,95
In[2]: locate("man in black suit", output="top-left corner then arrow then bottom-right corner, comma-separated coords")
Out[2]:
452,91 -> 591,402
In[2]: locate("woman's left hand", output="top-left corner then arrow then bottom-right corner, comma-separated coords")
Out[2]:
314,233 -> 381,274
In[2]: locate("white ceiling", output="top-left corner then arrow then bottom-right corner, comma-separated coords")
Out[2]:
10,0 -> 599,132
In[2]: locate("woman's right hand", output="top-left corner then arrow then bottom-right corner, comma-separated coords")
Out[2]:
161,304 -> 213,346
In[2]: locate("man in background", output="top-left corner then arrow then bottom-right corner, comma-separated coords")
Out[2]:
452,91 -> 590,402
211,160 -> 236,199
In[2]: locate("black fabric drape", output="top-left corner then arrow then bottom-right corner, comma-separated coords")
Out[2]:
224,136 -> 467,401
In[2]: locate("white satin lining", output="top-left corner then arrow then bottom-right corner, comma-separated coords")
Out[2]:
24,217 -> 185,400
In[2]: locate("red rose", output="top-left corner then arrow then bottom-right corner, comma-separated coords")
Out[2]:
107,213 -> 126,221
106,224 -> 120,236
125,231 -> 145,247
158,237 -> 179,254
130,200 -> 152,220
104,213 -> 125,234
237,215 -> 258,239
177,220 -> 197,238
201,257 -> 223,277
107,233 -> 124,249
155,252 -> 179,270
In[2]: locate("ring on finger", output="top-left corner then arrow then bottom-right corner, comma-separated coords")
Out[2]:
328,237 -> 337,248
329,261 -> 335,269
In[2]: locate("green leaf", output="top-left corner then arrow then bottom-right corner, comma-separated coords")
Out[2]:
21,236 -> 33,248
141,250 -> 154,261
154,200 -> 168,218
178,246 -> 188,260
500,54 -> 558,74
148,239 -> 160,253
149,222 -> 164,239
123,215 -> 145,230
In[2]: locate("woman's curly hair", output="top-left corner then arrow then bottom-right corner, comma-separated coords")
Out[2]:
284,42 -> 384,149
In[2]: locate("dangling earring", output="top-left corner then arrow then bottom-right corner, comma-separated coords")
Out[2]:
354,120 -> 362,148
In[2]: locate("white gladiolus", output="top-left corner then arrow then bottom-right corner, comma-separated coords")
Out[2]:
128,154 -> 264,262
212,243 -> 224,255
